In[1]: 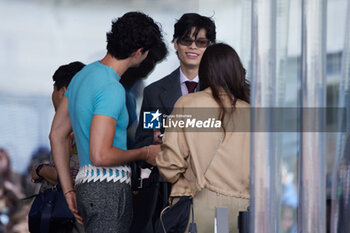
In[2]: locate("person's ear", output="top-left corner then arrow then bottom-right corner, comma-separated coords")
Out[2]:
59,86 -> 67,97
133,48 -> 144,58
174,38 -> 179,51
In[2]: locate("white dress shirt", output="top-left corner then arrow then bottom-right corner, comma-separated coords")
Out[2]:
179,68 -> 199,95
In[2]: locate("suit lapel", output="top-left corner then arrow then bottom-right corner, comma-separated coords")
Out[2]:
196,82 -> 200,92
159,68 -> 182,115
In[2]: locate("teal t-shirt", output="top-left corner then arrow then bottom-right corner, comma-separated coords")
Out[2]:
65,61 -> 129,167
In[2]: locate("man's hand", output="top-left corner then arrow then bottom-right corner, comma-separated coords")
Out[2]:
146,145 -> 161,166
31,164 -> 43,183
65,191 -> 84,226
152,129 -> 163,145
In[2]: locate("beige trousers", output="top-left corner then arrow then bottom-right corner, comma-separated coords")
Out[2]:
186,188 -> 249,233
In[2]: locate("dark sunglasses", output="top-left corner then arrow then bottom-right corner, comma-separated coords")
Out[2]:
178,37 -> 210,48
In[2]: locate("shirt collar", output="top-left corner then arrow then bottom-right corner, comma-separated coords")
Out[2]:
96,61 -> 121,82
179,68 -> 199,84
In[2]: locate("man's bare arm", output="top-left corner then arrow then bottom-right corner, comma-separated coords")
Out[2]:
31,164 -> 58,185
89,115 -> 160,167
49,97 -> 83,224
49,97 -> 73,193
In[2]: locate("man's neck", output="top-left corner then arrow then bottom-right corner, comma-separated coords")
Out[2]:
180,65 -> 199,80
100,53 -> 131,77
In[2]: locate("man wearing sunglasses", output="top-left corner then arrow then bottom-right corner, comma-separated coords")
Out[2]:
131,13 -> 216,233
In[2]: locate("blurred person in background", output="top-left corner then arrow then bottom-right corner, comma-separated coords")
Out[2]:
132,13 -> 216,233
156,43 -> 250,233
0,148 -> 26,233
50,12 -> 165,233
280,205 -> 297,233
23,147 -> 51,197
337,135 -> 350,232
280,165 -> 297,233
30,61 -> 85,233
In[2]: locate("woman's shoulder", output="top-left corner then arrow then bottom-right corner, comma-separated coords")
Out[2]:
175,88 -> 214,107
236,99 -> 250,108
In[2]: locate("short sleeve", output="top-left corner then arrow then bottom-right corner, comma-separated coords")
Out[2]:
65,85 -> 71,99
93,82 -> 126,120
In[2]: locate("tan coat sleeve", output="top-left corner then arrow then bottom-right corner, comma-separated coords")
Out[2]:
156,99 -> 189,184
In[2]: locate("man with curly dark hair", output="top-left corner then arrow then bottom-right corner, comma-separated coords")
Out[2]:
50,12 -> 165,233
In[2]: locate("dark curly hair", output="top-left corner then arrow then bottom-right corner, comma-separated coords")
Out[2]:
53,61 -> 85,91
173,13 -> 216,43
121,40 -> 168,88
106,12 -> 163,59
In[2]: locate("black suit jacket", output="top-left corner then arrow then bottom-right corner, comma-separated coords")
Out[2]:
130,68 -> 181,233
134,68 -> 182,149
131,68 -> 201,233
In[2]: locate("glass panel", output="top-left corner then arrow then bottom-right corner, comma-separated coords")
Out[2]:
330,0 -> 350,232
299,0 -> 327,232
250,0 -> 278,232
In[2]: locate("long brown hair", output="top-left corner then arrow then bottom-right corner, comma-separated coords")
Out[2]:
199,43 -> 250,132
0,148 -> 11,180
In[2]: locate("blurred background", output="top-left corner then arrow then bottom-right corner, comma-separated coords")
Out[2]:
0,0 -> 349,232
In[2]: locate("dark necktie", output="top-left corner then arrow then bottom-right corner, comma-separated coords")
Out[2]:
185,81 -> 198,93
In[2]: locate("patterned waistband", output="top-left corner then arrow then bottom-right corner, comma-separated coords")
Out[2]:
75,164 -> 131,185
